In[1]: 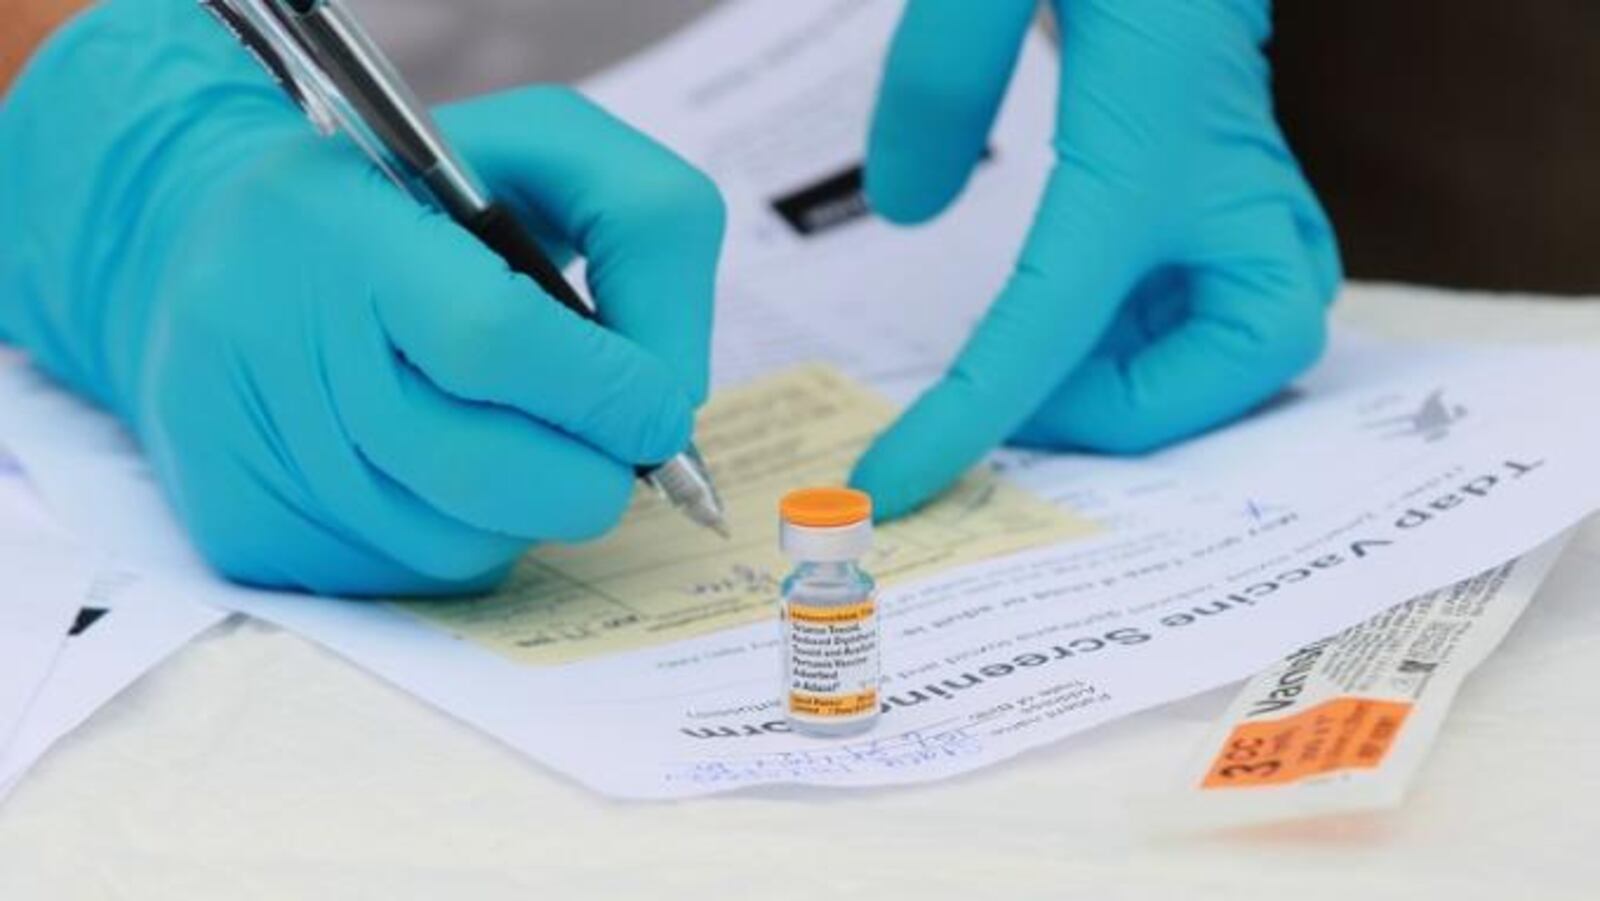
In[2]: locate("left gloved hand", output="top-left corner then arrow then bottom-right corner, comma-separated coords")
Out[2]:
851,0 -> 1342,518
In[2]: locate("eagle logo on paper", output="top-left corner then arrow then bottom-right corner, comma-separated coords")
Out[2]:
1366,389 -> 1468,443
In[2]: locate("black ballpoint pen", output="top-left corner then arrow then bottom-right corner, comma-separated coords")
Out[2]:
200,0 -> 730,538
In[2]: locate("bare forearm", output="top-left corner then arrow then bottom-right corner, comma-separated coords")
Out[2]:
2,0 -> 92,94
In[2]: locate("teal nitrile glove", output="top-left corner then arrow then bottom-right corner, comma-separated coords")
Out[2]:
0,0 -> 724,594
850,0 -> 1341,518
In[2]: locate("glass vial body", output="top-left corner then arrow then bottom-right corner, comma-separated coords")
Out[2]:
781,559 -> 881,737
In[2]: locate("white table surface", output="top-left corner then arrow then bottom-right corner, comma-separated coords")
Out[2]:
0,283 -> 1597,900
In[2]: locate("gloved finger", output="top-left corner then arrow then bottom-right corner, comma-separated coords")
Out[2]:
370,199 -> 694,467
438,86 -> 724,404
850,166 -> 1143,518
1013,203 -> 1325,452
865,0 -> 1038,223
324,294 -> 636,543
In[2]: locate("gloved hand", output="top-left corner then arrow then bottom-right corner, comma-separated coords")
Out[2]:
851,0 -> 1341,518
0,0 -> 724,594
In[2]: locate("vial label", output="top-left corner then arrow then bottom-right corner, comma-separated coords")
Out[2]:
783,597 -> 880,723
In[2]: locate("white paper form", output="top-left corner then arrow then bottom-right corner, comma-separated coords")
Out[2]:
582,0 -> 1055,266
582,0 -> 1058,392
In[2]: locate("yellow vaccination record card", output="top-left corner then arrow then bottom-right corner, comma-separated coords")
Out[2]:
390,365 -> 1097,665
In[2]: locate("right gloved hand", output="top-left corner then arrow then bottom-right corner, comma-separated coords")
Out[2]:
0,0 -> 725,594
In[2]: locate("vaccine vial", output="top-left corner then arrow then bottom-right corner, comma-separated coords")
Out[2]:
778,487 -> 880,738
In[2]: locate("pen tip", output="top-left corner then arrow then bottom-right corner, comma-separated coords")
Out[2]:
710,521 -> 732,541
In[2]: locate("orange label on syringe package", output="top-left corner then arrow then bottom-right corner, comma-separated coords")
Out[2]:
1200,697 -> 1413,789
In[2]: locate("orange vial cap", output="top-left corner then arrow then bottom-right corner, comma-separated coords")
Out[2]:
779,487 -> 872,528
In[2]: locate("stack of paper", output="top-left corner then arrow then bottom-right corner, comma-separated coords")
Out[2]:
0,446 -> 226,803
